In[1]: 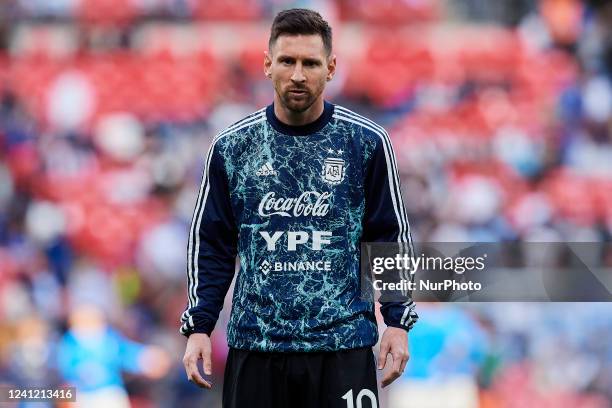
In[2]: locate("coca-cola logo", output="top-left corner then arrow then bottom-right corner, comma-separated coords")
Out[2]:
258,191 -> 331,217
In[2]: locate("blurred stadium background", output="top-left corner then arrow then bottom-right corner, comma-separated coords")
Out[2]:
0,0 -> 611,407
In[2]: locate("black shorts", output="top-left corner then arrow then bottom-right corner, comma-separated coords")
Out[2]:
222,347 -> 379,408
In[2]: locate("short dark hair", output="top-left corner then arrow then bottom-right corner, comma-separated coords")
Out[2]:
269,9 -> 332,56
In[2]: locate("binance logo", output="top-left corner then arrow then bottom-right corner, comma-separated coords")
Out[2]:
259,259 -> 272,274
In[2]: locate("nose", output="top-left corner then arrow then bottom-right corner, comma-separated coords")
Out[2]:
290,63 -> 306,83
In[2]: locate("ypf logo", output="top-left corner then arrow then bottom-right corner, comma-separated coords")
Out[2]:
259,230 -> 332,251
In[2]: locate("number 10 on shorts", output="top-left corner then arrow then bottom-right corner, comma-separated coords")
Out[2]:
341,388 -> 378,408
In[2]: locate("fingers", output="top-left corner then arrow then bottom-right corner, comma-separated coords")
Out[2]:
202,343 -> 212,376
377,340 -> 390,370
183,354 -> 211,389
381,350 -> 408,388
391,350 -> 403,375
399,350 -> 410,374
381,346 -> 409,388
183,333 -> 212,388
381,368 -> 400,388
183,333 -> 213,389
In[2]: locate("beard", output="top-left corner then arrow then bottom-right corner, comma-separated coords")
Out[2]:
279,90 -> 314,113
276,82 -> 324,114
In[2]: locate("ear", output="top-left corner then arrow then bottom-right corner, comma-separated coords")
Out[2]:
326,54 -> 337,82
264,50 -> 272,78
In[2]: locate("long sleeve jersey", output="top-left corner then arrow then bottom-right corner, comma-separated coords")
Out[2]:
179,101 -> 418,352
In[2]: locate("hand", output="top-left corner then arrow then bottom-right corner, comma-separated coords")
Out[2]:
377,327 -> 410,388
182,333 -> 213,389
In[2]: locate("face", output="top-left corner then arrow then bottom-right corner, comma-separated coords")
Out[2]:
265,34 -> 336,113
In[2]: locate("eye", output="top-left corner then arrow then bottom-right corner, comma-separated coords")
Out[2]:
304,60 -> 321,67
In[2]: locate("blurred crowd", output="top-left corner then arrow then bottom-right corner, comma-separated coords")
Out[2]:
0,0 -> 611,407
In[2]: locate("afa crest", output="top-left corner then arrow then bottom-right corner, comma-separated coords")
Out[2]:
322,157 -> 346,185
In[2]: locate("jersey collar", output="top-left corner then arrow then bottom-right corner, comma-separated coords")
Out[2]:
266,101 -> 334,136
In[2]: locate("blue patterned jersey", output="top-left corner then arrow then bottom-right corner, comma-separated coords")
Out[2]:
180,101 -> 418,352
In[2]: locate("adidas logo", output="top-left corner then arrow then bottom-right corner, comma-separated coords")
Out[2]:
256,162 -> 278,176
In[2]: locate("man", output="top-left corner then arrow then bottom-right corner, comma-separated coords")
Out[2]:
180,9 -> 418,407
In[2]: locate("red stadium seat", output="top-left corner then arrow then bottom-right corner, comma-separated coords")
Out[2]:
194,0 -> 262,21
542,170 -> 599,226
8,56 -> 64,122
337,0 -> 440,23
0,53 -> 8,92
8,50 -> 226,124
77,0 -> 138,27
239,44 -> 267,80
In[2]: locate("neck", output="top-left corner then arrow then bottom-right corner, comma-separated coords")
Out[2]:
273,95 -> 325,126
